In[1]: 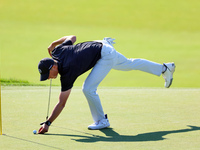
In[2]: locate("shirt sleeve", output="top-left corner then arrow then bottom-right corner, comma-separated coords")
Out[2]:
51,39 -> 73,61
53,39 -> 72,51
60,76 -> 75,91
61,39 -> 73,46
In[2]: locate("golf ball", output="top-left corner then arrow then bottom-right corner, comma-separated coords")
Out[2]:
33,130 -> 37,134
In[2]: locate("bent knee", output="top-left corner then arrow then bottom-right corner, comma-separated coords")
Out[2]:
82,86 -> 90,95
82,86 -> 96,96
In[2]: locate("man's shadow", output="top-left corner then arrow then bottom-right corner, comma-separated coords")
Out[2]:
46,125 -> 200,143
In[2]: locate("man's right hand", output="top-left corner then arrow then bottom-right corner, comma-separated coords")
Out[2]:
48,44 -> 55,57
47,35 -> 76,57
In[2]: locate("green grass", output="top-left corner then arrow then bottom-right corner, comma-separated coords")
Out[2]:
1,86 -> 200,149
1,1 -> 200,149
1,0 -> 200,87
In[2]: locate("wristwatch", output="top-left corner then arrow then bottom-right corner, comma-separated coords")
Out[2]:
45,121 -> 51,126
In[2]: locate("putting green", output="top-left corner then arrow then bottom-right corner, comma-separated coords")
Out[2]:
1,86 -> 200,149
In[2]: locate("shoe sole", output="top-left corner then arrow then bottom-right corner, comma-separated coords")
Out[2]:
88,124 -> 110,130
166,78 -> 173,88
88,126 -> 110,130
166,63 -> 175,88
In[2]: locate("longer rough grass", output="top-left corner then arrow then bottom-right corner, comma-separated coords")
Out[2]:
1,0 -> 200,87
1,86 -> 200,150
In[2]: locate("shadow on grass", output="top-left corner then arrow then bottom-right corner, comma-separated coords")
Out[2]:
3,134 -> 64,150
46,125 -> 200,143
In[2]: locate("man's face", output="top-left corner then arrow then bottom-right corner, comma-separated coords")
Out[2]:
48,65 -> 58,79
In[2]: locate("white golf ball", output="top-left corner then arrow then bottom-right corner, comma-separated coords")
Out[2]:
33,130 -> 37,134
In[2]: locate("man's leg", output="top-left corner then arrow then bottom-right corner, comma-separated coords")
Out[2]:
82,43 -> 116,123
82,62 -> 112,122
112,51 -> 175,87
113,51 -> 163,76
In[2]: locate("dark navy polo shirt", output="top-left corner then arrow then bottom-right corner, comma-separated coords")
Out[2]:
52,40 -> 102,91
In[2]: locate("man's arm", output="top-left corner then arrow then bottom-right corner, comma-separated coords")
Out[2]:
38,89 -> 71,134
48,35 -> 76,56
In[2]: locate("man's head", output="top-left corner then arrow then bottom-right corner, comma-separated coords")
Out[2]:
38,58 -> 58,81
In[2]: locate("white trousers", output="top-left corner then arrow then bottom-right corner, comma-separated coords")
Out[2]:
82,40 -> 163,122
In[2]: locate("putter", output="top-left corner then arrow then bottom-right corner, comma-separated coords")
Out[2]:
46,79 -> 52,120
40,79 -> 52,126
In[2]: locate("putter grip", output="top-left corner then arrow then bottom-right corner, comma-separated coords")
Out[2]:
40,122 -> 45,125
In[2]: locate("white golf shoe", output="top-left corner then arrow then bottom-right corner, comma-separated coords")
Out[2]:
162,62 -> 175,88
88,114 -> 110,130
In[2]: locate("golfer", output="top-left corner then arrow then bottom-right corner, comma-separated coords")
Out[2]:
38,35 -> 175,134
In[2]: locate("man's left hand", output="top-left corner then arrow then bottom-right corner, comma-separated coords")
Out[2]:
38,123 -> 49,134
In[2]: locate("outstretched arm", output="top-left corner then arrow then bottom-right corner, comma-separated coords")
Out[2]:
48,35 -> 76,56
38,89 -> 71,134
